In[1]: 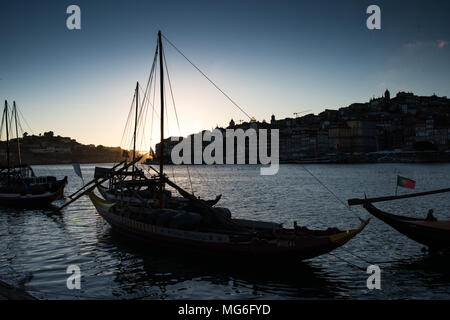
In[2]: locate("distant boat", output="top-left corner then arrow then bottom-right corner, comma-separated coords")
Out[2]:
348,187 -> 450,252
65,31 -> 369,262
0,101 -> 67,207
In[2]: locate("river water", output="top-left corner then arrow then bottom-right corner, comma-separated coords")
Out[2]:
1,163 -> 449,299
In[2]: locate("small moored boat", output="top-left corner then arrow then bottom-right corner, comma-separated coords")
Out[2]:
348,187 -> 450,252
0,101 -> 68,208
363,203 -> 450,251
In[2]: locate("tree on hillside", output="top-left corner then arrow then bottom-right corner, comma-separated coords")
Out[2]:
43,131 -> 54,138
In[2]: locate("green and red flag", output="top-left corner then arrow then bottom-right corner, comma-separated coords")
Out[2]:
397,175 -> 416,189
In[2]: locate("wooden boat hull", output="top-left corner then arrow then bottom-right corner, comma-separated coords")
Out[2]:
89,192 -> 369,261
0,177 -> 67,208
363,203 -> 450,251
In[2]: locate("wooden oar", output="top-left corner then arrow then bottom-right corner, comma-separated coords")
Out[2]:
68,160 -> 126,199
348,187 -> 450,206
55,156 -> 142,211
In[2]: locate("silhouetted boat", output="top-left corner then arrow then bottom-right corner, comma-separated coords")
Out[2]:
63,31 -> 369,262
94,152 -> 221,209
348,188 -> 450,252
0,164 -> 67,207
364,203 -> 450,251
0,101 -> 68,207
93,80 -> 221,209
97,183 -> 221,208
89,190 -> 368,261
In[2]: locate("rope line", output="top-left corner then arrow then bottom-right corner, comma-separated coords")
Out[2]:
17,108 -> 34,135
338,247 -> 375,265
162,34 -> 252,121
327,252 -> 366,271
300,165 -> 363,222
162,46 -> 195,194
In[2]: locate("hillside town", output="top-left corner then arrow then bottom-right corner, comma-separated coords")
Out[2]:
0,131 -> 127,165
156,90 -> 450,163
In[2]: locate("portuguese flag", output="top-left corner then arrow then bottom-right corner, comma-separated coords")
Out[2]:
397,175 -> 416,189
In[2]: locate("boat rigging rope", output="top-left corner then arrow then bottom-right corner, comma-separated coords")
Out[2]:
160,37 -> 230,193
338,246 -> 375,265
137,86 -> 150,152
120,45 -> 159,157
142,45 -> 159,109
162,50 -> 181,138
300,164 -> 364,222
149,60 -> 157,150
328,252 -> 401,277
136,52 -> 158,153
162,34 -> 252,121
0,113 -> 4,139
326,252 -> 366,271
162,46 -> 195,194
159,34 -> 373,219
329,249 -> 410,277
17,108 -> 34,135
119,93 -> 136,152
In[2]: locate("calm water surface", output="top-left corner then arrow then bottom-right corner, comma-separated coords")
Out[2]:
1,163 -> 450,299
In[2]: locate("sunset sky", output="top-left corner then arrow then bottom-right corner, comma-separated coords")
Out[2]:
1,0 -> 450,151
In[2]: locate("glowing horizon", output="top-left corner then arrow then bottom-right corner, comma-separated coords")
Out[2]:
1,0 -> 450,151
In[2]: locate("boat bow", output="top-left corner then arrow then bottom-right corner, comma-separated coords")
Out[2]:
329,218 -> 370,246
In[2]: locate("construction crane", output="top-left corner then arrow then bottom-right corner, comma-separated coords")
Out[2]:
293,110 -> 312,118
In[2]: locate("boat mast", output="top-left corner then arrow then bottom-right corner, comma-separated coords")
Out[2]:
4,101 -> 10,173
13,101 -> 22,167
132,81 -> 139,175
158,30 -> 165,208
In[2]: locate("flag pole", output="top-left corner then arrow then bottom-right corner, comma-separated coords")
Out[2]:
395,175 -> 399,196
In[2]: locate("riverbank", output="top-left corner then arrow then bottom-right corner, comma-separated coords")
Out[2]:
0,132 -> 135,166
283,150 -> 450,164
5,149 -> 450,166
154,150 -> 450,166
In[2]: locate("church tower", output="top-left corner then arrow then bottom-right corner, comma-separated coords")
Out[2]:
384,89 -> 390,101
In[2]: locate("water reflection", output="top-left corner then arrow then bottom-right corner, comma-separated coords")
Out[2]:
1,163 -> 450,299
391,254 -> 450,290
100,229 -> 348,299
